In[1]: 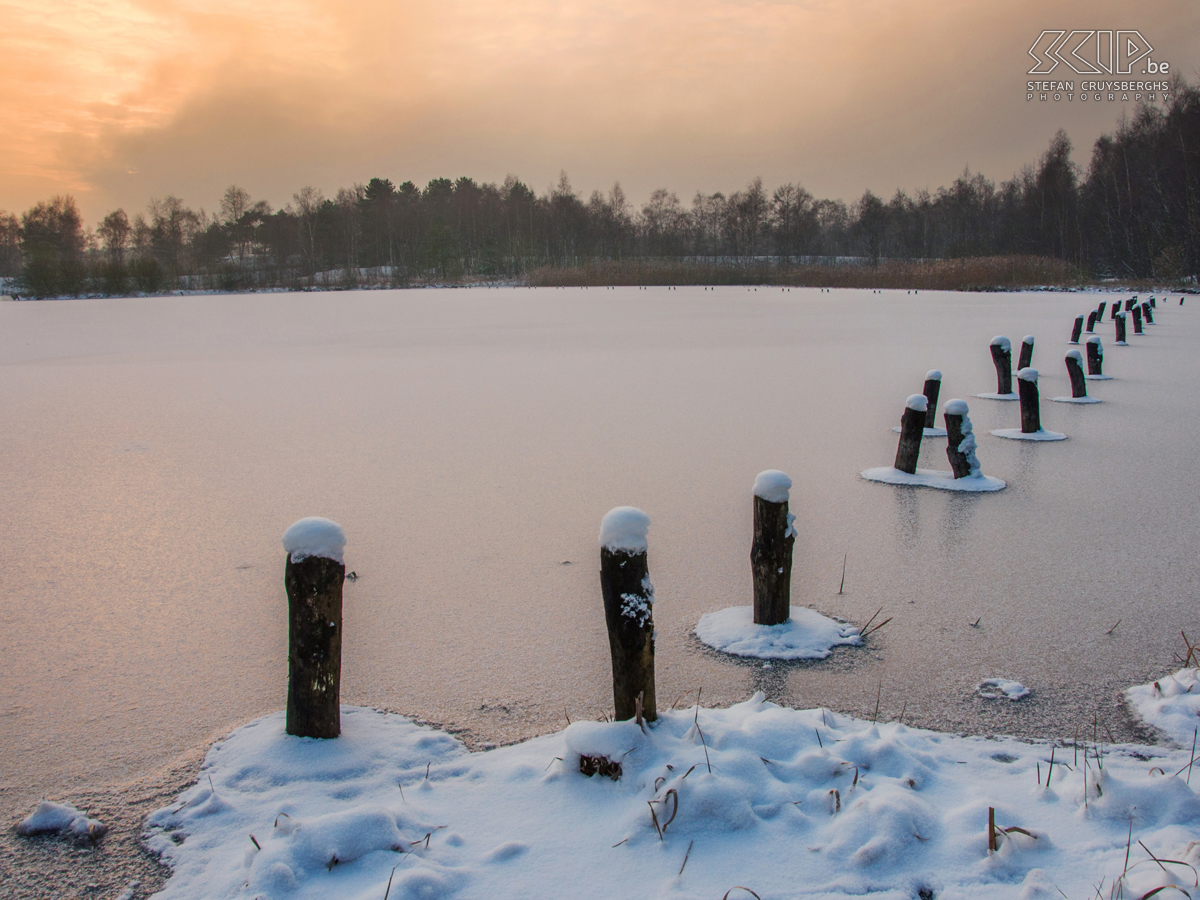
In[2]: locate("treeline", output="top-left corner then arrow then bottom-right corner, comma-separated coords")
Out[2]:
2,81 -> 1198,296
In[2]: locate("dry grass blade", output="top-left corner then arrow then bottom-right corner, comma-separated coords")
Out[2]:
830,788 -> 841,814
988,807 -> 997,852
636,691 -> 644,728
1107,619 -> 1122,635
863,616 -> 893,639
660,789 -> 679,833
1190,729 -> 1198,786
1135,841 -> 1200,884
722,888 -> 764,900
544,756 -> 564,773
679,839 -> 694,875
898,700 -> 907,726
1138,887 -> 1193,899
383,864 -> 399,900
872,680 -> 883,723
274,812 -> 290,827
815,728 -> 823,749
1125,816 -> 1135,875
611,837 -> 629,848
838,554 -> 847,594
328,855 -> 339,871
1047,747 -> 1056,786
861,607 -> 884,634
670,690 -> 696,710
249,834 -> 261,850
647,801 -> 663,841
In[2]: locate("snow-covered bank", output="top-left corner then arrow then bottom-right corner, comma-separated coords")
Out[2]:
145,673 -> 1200,900
1126,668 -> 1200,748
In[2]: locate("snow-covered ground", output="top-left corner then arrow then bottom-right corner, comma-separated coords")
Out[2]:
143,674 -> 1200,900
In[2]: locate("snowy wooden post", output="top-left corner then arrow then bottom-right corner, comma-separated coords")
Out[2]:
1065,350 -> 1088,399
990,336 -> 1013,395
1115,313 -> 1127,344
1150,297 -> 1157,308
1069,315 -> 1084,344
1132,305 -> 1143,334
1143,302 -> 1154,324
283,517 -> 346,739
943,399 -> 980,479
1085,310 -> 1097,334
922,370 -> 942,429
1017,368 -> 1041,434
1086,336 -> 1104,376
1096,301 -> 1108,321
752,471 -> 795,627
894,394 -> 928,475
1111,303 -> 1120,321
599,507 -> 657,723
1125,297 -> 1136,312
1018,335 -> 1035,371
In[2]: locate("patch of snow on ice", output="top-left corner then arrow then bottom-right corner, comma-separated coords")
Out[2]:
978,679 -> 1030,701
1051,396 -> 1102,404
890,426 -> 948,436
974,392 -> 1020,401
1126,668 -> 1200,748
282,517 -> 346,564
990,429 -> 1067,442
599,507 -> 650,553
753,470 -> 792,504
861,467 -> 1005,492
16,800 -> 106,843
695,606 -> 862,660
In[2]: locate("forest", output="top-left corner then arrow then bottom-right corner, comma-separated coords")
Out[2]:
2,81 -> 1197,296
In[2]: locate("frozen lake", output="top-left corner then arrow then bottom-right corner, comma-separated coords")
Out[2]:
1,286 -> 1196,821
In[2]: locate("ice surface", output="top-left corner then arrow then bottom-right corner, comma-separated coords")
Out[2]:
861,467 -> 1006,492
599,506 -> 650,553
145,696 -> 1200,900
694,605 -> 862,659
282,517 -> 346,564
978,679 -> 1030,701
990,429 -> 1067,442
1017,367 -> 1038,382
905,394 -> 928,412
752,470 -> 792,504
16,799 -> 106,842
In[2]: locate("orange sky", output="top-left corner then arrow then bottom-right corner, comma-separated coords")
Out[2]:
2,0 -> 1197,222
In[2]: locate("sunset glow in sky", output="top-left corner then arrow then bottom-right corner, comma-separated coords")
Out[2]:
2,0 -> 1197,220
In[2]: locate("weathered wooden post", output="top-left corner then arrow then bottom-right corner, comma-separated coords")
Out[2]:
599,507 -> 656,722
990,336 -> 1013,395
1069,315 -> 1084,344
751,470 -> 795,627
943,399 -> 981,479
1125,297 -> 1136,312
1085,310 -> 1097,334
1085,336 -> 1104,376
283,517 -> 346,739
1132,305 -> 1143,334
1111,303 -> 1120,320
1017,368 -> 1041,434
1115,313 -> 1127,344
1150,297 -> 1157,308
922,370 -> 942,429
1143,302 -> 1153,324
1065,350 -> 1088,399
1018,335 -> 1035,371
894,394 -> 927,474
1096,301 -> 1108,321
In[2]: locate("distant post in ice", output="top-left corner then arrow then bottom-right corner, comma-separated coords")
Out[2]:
599,507 -> 657,723
751,470 -> 795,627
1132,305 -> 1143,334
1150,296 -> 1157,308
943,399 -> 980,479
1143,302 -> 1153,324
1017,368 -> 1041,434
1115,313 -> 1127,344
895,394 -> 928,475
1111,303 -> 1120,321
1096,301 -> 1108,321
1085,311 -> 1097,334
922,370 -> 942,429
1085,336 -> 1104,376
1125,297 -> 1136,312
1018,335 -> 1035,371
1069,315 -> 1084,344
990,336 -> 1013,395
1065,350 -> 1088,399
283,517 -> 346,739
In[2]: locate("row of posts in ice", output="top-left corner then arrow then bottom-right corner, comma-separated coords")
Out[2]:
890,294 -> 1175,477
281,474 -> 797,736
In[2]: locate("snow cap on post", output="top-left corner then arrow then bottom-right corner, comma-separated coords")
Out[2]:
282,517 -> 346,564
753,470 -> 792,504
599,507 -> 650,554
906,394 -> 929,412
1023,335 -> 1035,345
944,398 -> 969,416
1017,367 -> 1039,382
990,336 -> 1011,351
1066,349 -> 1083,363
1087,335 -> 1103,355
925,369 -> 942,381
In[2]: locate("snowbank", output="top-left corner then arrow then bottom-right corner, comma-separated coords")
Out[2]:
989,429 -> 1067,442
146,697 -> 1200,900
1126,669 -> 1200,748
694,605 -> 862,660
599,507 -> 650,554
16,799 -> 106,843
282,518 -> 346,564
861,467 -> 1006,492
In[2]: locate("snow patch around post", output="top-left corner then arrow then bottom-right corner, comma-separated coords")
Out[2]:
861,467 -> 1006,492
599,506 -> 650,554
1051,396 -> 1102,404
974,392 -> 1019,401
16,800 -> 107,843
990,428 -> 1067,441
282,517 -> 346,564
695,605 -> 861,660
977,679 -> 1031,701
752,470 -> 791,504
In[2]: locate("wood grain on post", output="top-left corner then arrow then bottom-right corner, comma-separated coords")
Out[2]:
1069,315 -> 1084,344
282,517 -> 346,739
751,470 -> 795,627
894,394 -> 928,474
943,399 -> 978,479
1065,350 -> 1088,398
1017,368 -> 1041,434
1115,313 -> 1127,343
599,507 -> 656,723
1132,305 -> 1143,334
990,336 -> 1013,395
1085,336 -> 1104,376
1018,336 -> 1035,371
922,370 -> 942,429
